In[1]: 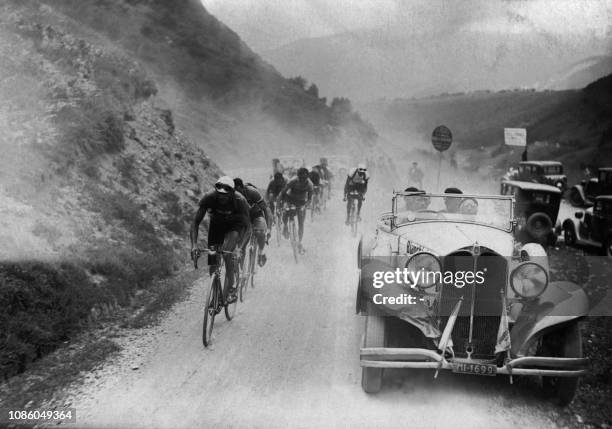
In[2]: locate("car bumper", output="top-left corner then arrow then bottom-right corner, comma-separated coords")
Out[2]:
360,347 -> 588,377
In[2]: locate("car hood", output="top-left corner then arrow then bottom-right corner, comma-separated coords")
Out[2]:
397,223 -> 514,256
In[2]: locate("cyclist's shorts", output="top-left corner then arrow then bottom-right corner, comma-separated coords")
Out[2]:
252,215 -> 267,233
209,215 -> 247,247
283,194 -> 307,208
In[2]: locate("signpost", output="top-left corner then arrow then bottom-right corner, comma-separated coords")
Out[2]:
431,125 -> 453,191
504,128 -> 526,147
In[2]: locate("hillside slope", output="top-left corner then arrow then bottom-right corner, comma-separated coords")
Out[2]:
28,0 -> 377,166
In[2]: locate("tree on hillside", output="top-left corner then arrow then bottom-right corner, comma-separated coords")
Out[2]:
306,83 -> 319,98
288,76 -> 307,90
330,97 -> 352,114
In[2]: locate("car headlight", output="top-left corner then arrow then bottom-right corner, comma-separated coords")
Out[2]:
405,252 -> 441,289
510,262 -> 548,298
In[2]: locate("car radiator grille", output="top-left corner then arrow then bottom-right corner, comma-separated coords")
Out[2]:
438,251 -> 507,359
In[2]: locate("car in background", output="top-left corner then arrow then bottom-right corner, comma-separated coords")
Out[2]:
516,161 -> 567,191
273,156 -> 305,178
562,195 -> 612,258
568,167 -> 612,207
356,190 -> 588,405
501,181 -> 561,246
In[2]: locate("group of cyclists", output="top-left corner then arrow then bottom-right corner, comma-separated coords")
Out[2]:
189,157 -> 371,303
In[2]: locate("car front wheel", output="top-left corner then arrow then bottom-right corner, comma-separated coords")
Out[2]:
568,188 -> 584,207
539,322 -> 582,406
361,307 -> 385,393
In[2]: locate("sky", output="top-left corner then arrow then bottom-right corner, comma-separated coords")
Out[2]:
201,0 -> 612,52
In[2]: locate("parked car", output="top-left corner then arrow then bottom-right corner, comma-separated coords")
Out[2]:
500,180 -> 561,246
568,167 -> 612,207
356,190 -> 588,405
562,195 -> 612,257
515,161 -> 567,191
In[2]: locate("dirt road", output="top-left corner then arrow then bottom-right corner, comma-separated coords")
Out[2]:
66,189 -> 569,429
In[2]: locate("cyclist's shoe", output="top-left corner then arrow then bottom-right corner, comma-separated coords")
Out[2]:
258,253 -> 267,267
298,243 -> 305,254
282,225 -> 289,239
226,287 -> 238,303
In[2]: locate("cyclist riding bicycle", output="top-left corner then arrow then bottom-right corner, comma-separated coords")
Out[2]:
190,176 -> 251,301
308,165 -> 322,212
279,167 -> 313,253
234,178 -> 273,267
266,172 -> 287,215
318,158 -> 333,198
344,163 -> 369,225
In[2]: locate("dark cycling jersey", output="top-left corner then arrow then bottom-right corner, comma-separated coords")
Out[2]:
309,169 -> 321,187
267,177 -> 287,198
197,190 -> 251,245
281,177 -> 313,204
239,184 -> 266,219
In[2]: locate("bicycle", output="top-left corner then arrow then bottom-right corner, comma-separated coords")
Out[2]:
284,203 -> 305,263
239,231 -> 259,302
273,203 -> 283,247
193,247 -> 240,347
346,191 -> 362,237
310,186 -> 321,222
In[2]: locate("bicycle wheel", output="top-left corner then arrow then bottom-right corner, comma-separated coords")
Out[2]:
290,218 -> 299,264
250,242 -> 258,289
350,199 -> 358,237
224,257 -> 238,321
275,216 -> 282,246
239,252 -> 247,303
202,273 -> 219,347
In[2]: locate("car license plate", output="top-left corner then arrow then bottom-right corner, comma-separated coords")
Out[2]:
452,362 -> 497,376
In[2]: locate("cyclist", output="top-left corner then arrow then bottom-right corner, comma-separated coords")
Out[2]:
344,163 -> 369,225
190,176 -> 251,301
233,178 -> 273,267
266,172 -> 287,216
308,165 -> 322,213
408,162 -> 424,190
279,167 -> 313,253
318,158 -> 333,198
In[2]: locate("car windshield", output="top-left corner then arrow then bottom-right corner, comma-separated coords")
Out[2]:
393,194 -> 513,231
544,166 -> 562,174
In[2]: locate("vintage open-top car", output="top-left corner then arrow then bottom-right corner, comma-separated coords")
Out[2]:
569,167 -> 612,207
516,161 -> 567,191
356,191 -> 588,405
500,180 -> 561,246
563,195 -> 612,258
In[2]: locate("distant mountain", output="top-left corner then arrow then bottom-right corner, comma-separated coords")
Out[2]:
264,26 -> 611,101
543,55 -> 612,90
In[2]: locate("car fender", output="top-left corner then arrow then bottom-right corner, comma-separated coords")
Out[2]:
518,242 -> 549,272
510,281 -> 589,356
570,184 -> 586,203
562,217 -> 582,241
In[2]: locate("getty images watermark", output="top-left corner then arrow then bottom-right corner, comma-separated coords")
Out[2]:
370,267 -> 487,305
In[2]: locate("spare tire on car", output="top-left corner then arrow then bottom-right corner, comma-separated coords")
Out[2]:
525,212 -> 553,244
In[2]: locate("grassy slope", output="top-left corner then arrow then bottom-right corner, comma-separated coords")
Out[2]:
37,0 -> 378,163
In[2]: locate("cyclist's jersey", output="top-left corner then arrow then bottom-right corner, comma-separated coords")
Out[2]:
266,178 -> 287,198
240,184 -> 267,220
309,169 -> 321,187
198,191 -> 250,228
281,177 -> 313,203
345,169 -> 369,194
318,165 -> 333,181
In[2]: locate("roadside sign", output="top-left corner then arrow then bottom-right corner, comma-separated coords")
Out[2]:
504,128 -> 526,147
431,125 -> 452,152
